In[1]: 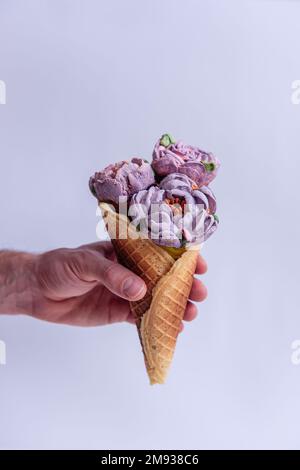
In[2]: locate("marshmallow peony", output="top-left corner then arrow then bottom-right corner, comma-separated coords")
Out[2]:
129,173 -> 218,248
152,134 -> 220,187
89,158 -> 155,204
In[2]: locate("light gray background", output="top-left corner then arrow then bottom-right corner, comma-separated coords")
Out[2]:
0,0 -> 300,450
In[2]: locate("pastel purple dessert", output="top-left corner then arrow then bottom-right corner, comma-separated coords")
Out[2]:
129,173 -> 218,248
89,158 -> 155,204
152,134 -> 220,187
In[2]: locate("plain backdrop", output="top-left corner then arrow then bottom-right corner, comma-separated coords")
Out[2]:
0,0 -> 300,450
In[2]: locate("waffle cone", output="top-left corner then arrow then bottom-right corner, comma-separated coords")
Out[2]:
100,202 -> 198,384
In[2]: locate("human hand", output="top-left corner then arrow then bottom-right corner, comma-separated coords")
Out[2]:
8,242 -> 208,327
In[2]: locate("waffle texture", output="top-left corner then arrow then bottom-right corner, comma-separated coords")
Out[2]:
100,202 -> 198,384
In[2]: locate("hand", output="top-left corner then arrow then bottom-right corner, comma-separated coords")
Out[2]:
28,242 -> 208,327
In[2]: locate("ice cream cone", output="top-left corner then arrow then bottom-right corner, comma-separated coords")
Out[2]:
100,202 -> 198,384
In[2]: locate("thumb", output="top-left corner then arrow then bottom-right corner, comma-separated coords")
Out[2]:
77,249 -> 147,301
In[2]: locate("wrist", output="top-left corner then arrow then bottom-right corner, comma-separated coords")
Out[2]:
0,251 -> 38,315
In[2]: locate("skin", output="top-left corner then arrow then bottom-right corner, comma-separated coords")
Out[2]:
0,242 -> 207,328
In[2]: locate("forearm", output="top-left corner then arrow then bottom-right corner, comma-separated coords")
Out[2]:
0,251 -> 37,314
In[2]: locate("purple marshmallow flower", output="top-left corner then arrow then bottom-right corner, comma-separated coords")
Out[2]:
129,173 -> 218,248
152,134 -> 220,187
89,158 -> 155,204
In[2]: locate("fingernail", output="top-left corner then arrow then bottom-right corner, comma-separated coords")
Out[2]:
123,277 -> 146,299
